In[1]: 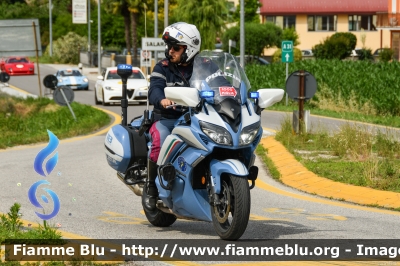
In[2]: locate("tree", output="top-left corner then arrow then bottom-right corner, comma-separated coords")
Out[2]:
280,27 -> 300,47
126,0 -> 148,61
103,0 -> 132,55
222,22 -> 282,56
173,0 -> 227,50
233,0 -> 261,23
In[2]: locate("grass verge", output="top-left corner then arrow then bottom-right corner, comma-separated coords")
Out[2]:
255,145 -> 281,181
268,102 -> 400,128
273,116 -> 400,193
0,203 -> 119,265
0,93 -> 110,149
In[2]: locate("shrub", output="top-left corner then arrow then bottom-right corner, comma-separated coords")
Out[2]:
379,48 -> 394,62
313,32 -> 357,60
272,48 -> 302,63
330,32 -> 357,50
45,32 -> 88,64
358,48 -> 373,61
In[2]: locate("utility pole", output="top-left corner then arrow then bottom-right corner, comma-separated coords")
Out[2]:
164,0 -> 168,27
98,0 -> 101,74
240,0 -> 244,67
154,0 -> 158,62
88,0 -> 91,65
154,0 -> 158,37
49,0 -> 52,56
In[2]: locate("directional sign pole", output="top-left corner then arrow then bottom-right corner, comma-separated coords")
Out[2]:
286,63 -> 288,106
59,88 -> 77,121
298,70 -> 305,133
282,40 -> 293,106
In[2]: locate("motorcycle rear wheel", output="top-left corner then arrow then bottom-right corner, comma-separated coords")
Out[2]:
142,183 -> 177,227
211,174 -> 250,240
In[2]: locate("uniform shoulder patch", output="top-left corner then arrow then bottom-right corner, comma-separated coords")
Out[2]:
161,59 -> 169,66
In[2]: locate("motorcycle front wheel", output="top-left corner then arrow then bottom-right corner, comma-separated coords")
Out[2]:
211,174 -> 250,240
142,183 -> 177,227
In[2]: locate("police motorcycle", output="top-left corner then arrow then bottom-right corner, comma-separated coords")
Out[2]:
104,51 -> 284,240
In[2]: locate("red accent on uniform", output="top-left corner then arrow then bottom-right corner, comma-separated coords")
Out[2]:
149,123 -> 161,162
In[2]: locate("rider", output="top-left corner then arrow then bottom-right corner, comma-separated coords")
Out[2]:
144,22 -> 201,211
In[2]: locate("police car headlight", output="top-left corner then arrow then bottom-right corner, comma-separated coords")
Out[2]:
200,121 -> 232,146
239,122 -> 260,145
83,78 -> 89,82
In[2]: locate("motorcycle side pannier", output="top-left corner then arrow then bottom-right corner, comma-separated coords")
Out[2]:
104,124 -> 147,173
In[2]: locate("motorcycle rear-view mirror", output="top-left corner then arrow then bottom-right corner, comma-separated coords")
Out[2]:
257,88 -> 285,109
164,87 -> 200,107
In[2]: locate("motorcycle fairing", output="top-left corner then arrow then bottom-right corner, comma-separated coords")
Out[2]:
242,100 -> 260,128
156,146 -> 213,221
171,126 -> 208,151
210,159 -> 249,194
157,135 -> 184,165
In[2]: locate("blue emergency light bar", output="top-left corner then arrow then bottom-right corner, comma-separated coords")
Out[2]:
249,92 -> 259,99
200,91 -> 214,98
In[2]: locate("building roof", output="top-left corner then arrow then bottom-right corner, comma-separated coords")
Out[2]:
260,0 -> 387,15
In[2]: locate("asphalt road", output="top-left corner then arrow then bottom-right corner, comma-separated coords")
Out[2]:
1,64 -> 400,265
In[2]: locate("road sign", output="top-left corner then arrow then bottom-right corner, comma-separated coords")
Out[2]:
286,70 -> 317,101
281,40 -> 293,63
53,86 -> 75,106
140,50 -> 151,67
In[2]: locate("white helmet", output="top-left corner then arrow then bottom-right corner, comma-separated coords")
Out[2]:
162,22 -> 201,63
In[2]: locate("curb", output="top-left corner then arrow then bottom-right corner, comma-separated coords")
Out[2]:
261,136 -> 400,209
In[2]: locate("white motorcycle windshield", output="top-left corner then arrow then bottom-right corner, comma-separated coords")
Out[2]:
189,51 -> 251,106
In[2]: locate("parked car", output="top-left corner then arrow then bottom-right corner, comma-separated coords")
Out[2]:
351,48 -> 363,56
373,48 -> 384,56
0,56 -> 34,75
301,49 -> 313,56
55,68 -> 89,90
94,67 -> 148,105
235,55 -> 270,65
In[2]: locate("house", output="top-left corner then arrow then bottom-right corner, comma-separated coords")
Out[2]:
259,0 -> 400,59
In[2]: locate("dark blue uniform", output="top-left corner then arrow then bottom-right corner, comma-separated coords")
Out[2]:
149,58 -> 193,119
148,58 -> 193,162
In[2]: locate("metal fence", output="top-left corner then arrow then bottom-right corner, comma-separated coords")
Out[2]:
79,52 -> 140,69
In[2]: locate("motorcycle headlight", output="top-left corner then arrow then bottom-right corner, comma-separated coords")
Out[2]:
105,86 -> 113,90
83,78 -> 89,82
239,122 -> 260,146
200,121 -> 232,146
58,78 -> 63,83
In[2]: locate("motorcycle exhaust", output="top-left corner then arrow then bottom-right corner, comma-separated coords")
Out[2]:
116,172 -> 143,196
156,200 -> 202,221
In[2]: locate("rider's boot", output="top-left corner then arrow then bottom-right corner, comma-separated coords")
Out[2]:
143,159 -> 158,211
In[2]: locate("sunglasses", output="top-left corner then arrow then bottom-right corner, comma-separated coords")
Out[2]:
167,44 -> 185,52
